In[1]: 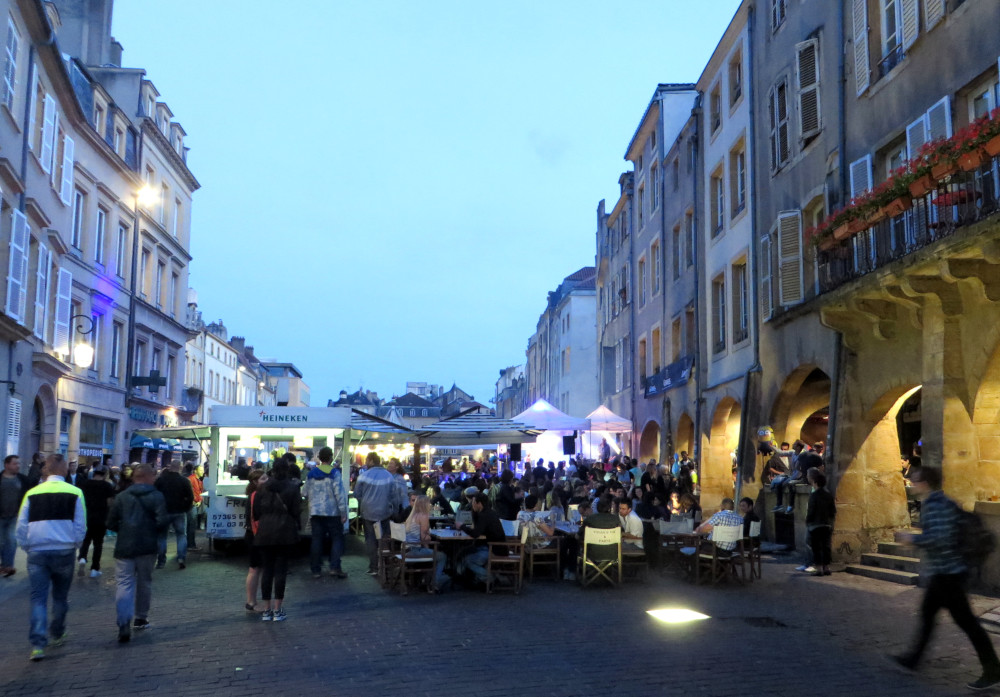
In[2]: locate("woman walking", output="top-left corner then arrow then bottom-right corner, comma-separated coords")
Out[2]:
252,460 -> 300,621
243,469 -> 266,611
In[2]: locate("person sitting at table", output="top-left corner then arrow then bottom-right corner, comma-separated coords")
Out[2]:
679,493 -> 702,522
667,491 -> 684,518
393,490 -> 419,524
458,486 -> 479,512
617,498 -> 644,551
694,498 -> 744,551
404,496 -> 449,592
457,493 -> 507,587
738,496 -> 760,537
517,495 -> 557,552
636,491 -> 669,521
429,485 -> 451,515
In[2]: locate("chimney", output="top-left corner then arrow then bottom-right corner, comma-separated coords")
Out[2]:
230,336 -> 246,353
109,39 -> 123,67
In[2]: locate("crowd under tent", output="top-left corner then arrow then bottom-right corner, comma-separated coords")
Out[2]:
581,405 -> 632,460
513,399 -> 590,464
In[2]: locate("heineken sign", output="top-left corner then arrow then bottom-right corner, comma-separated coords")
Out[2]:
209,406 -> 351,429
259,411 -> 308,423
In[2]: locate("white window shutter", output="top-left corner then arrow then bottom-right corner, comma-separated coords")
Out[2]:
925,0 -> 945,30
59,134 -> 74,205
906,115 -> 928,159
53,267 -> 72,356
6,395 -> 21,456
901,0 -> 919,49
4,208 -> 28,322
852,0 -> 870,95
39,94 -> 55,173
926,96 -> 952,141
33,245 -> 50,339
849,154 -> 873,198
777,211 -> 804,306
796,39 -> 821,139
760,234 -> 773,319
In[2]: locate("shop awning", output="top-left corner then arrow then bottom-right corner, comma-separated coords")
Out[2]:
134,426 -> 214,440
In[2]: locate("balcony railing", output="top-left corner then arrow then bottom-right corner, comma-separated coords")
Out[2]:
818,155 -> 1000,293
877,44 -> 904,80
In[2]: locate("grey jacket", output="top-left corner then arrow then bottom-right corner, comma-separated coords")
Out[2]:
354,466 -> 404,521
107,484 -> 169,559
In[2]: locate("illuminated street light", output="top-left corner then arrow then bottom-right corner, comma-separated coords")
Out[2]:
69,314 -> 96,368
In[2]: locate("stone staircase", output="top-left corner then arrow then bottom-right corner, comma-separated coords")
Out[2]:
845,529 -> 921,585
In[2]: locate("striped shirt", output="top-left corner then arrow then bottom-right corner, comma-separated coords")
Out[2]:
914,490 -> 966,576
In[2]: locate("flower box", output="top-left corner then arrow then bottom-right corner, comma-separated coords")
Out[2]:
818,236 -> 838,252
931,161 -> 959,180
846,218 -> 868,235
986,134 -> 1000,157
932,190 -> 981,207
867,208 -> 888,225
909,174 -> 935,198
959,149 -> 987,172
883,195 -> 912,218
833,223 -> 852,240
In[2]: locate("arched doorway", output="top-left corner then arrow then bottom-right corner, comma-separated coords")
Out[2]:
770,366 -> 832,446
29,398 -> 43,457
675,412 -> 694,459
33,383 -> 57,454
703,397 -> 741,511
639,421 -> 660,462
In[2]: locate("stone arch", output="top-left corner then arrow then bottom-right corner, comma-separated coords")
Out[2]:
769,364 -> 832,446
638,420 -> 660,462
702,397 -> 741,511
971,336 -> 1000,506
675,412 -> 694,458
33,382 -> 58,454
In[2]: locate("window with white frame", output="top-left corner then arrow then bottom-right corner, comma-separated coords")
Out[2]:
730,143 -> 746,217
169,272 -> 177,318
111,321 -> 121,378
685,211 -> 695,267
638,186 -> 645,228
710,84 -> 722,134
732,260 -> 748,343
651,241 -> 661,295
880,0 -> 901,59
769,78 -> 790,170
89,311 -> 101,372
94,208 -> 106,265
672,225 -> 682,281
772,0 -> 786,31
71,190 -> 84,248
155,261 -> 164,309
712,274 -> 726,354
649,164 -> 658,213
638,257 -> 647,307
711,168 -> 725,236
139,249 -> 150,299
115,224 -> 127,279
172,198 -> 181,237
2,18 -> 19,113
729,50 -> 743,106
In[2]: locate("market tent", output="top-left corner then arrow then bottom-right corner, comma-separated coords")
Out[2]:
513,399 -> 590,432
416,412 -> 541,446
134,426 -> 213,440
585,405 -> 632,432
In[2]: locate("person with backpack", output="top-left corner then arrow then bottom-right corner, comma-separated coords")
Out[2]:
252,459 -> 301,621
892,466 -> 1000,690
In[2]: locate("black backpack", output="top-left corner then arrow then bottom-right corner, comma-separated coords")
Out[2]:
953,503 -> 996,568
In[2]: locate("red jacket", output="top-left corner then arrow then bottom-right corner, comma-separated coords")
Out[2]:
188,474 -> 204,504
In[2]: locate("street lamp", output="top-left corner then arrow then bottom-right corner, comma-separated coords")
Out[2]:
69,314 -> 96,368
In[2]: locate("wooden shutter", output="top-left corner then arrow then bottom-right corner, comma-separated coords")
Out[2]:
849,155 -> 873,198
925,0 -> 945,30
901,0 -> 919,49
6,396 -> 21,457
926,96 -> 952,141
39,94 -> 55,173
59,134 -> 74,205
53,267 -> 72,355
796,39 -> 821,139
906,115 -> 928,158
33,245 -> 50,339
777,211 -> 803,306
5,208 -> 28,322
760,234 -> 773,319
852,0 -> 870,95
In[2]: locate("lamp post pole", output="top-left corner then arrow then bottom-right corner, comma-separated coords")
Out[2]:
124,191 -> 141,410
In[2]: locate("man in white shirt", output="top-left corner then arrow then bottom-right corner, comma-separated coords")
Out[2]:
617,499 -> 644,551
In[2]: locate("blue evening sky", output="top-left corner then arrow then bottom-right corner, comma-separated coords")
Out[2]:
111,0 -> 742,407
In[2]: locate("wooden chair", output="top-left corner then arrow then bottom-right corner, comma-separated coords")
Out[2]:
579,526 -> 622,587
373,523 -> 396,588
486,538 -> 524,594
385,522 -> 438,595
745,520 -> 763,580
522,522 -> 561,581
693,523 -> 745,585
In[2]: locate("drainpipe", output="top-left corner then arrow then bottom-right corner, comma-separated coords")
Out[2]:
627,185 -> 636,458
735,5 -> 762,503
692,96 -> 704,469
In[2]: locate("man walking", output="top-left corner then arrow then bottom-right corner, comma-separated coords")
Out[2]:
154,461 -> 193,569
1,454 -> 30,576
893,466 -> 1000,690
354,453 -> 402,576
107,464 -> 168,643
77,464 -> 116,578
15,453 -> 86,661
304,446 -> 348,579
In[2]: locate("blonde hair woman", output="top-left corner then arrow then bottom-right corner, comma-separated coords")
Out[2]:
404,496 -> 448,592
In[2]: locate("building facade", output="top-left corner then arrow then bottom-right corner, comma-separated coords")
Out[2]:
493,364 -> 527,420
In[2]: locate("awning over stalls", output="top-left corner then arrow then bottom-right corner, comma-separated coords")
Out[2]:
585,405 -> 633,432
134,426 -> 213,440
349,409 -> 417,443
416,412 -> 541,446
513,399 -> 590,432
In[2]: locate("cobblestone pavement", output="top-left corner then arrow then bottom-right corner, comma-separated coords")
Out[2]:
0,535 -> 997,697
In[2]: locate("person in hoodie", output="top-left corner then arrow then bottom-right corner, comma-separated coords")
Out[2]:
304,446 -> 348,579
253,458 -> 301,622
354,452 -> 405,576
106,464 -> 168,644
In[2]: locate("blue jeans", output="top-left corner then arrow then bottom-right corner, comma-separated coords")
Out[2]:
0,515 -> 17,568
461,546 -> 490,582
310,516 -> 345,573
27,550 -> 75,648
186,506 -> 200,548
157,513 -> 187,565
115,554 -> 155,628
362,518 -> 390,572
409,546 -> 448,586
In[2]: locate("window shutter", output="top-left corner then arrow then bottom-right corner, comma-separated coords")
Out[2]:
925,0 -> 945,30
26,73 -> 36,151
852,0 -> 870,95
5,208 -> 28,322
906,115 -> 928,159
796,39 -> 821,139
53,267 -> 72,356
59,134 -> 74,205
901,0 -> 919,49
926,96 -> 952,141
39,94 -> 55,173
849,154 -> 873,198
777,82 -> 790,163
777,211 -> 804,306
6,395 -> 21,457
768,86 -> 777,170
33,245 -> 50,339
760,234 -> 774,319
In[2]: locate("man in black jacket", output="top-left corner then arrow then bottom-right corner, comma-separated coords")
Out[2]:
107,464 -> 168,642
0,454 -> 30,576
457,493 -> 506,584
154,462 -> 193,569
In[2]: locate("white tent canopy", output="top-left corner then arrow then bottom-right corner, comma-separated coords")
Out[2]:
416,412 -> 541,446
514,399 -> 590,432
586,405 -> 633,432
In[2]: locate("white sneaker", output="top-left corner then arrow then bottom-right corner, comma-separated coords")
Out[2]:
795,565 -> 808,571
803,566 -> 817,573
90,570 -> 102,578
77,558 -> 86,577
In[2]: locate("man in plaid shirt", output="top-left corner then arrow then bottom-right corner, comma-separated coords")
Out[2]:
893,467 -> 1000,691
695,498 -> 744,551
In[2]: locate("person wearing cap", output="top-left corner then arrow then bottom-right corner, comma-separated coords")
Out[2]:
458,486 -> 479,512
77,465 -> 116,578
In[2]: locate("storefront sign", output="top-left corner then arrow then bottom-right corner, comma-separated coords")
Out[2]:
209,406 -> 351,429
129,407 -> 167,426
207,495 -> 247,539
644,356 -> 695,398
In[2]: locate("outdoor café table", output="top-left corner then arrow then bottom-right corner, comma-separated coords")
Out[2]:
661,531 -> 703,577
553,521 -> 580,536
429,515 -> 455,529
430,528 -> 474,574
